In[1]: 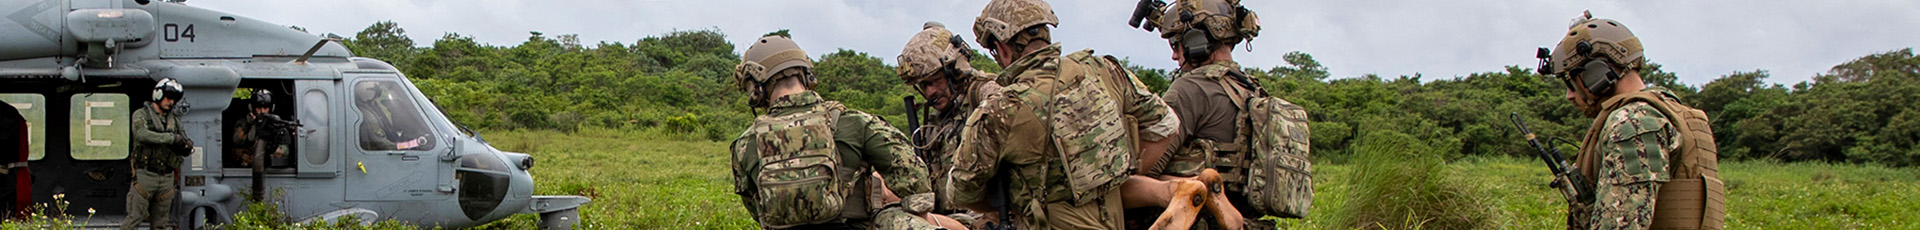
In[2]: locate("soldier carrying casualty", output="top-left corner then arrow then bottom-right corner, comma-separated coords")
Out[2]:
953,0 -> 1183,229
1534,10 -> 1726,230
1128,0 -> 1316,229
897,21 -> 1002,230
728,33 -> 942,230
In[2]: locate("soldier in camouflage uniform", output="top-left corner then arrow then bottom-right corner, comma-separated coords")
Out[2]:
953,0 -> 1181,229
896,21 -> 1001,230
729,34 -> 940,230
125,78 -> 195,230
1131,0 -> 1276,228
1543,11 -> 1708,230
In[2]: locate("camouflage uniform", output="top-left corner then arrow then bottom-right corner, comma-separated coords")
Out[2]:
730,91 -> 936,230
952,44 -> 1180,230
897,21 -> 1002,218
1570,87 -> 1679,230
126,103 -> 189,230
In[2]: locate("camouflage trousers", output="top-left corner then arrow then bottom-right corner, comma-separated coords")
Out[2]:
1023,189 -> 1125,230
778,206 -> 940,230
871,206 -> 943,230
123,170 -> 175,230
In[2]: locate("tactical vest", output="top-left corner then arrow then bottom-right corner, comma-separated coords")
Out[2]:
1040,50 -> 1142,205
133,107 -> 184,174
741,101 -> 852,229
1576,91 -> 1726,230
1205,70 -> 1314,218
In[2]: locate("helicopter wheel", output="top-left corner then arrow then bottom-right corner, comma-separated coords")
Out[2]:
537,208 -> 580,230
186,206 -> 220,229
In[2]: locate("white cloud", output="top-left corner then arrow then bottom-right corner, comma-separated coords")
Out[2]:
189,0 -> 1919,86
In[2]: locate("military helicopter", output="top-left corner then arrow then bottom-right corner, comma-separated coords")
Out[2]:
0,0 -> 587,229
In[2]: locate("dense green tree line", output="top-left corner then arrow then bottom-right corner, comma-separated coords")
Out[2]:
339,21 -> 1918,166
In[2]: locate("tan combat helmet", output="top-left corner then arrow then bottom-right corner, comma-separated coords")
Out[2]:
1153,0 -> 1260,48
898,22 -> 976,84
973,0 -> 1059,50
735,35 -> 815,88
735,35 -> 815,107
1543,11 -> 1644,99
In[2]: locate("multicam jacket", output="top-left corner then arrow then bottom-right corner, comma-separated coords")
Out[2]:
1571,87 -> 1681,230
952,44 -> 1179,227
915,74 -> 1001,214
730,91 -> 932,224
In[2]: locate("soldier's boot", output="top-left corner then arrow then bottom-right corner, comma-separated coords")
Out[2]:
1149,179 -> 1209,230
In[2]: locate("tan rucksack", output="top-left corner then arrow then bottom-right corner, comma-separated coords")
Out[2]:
736,102 -> 850,228
1581,91 -> 1727,230
1026,49 -> 1146,204
1210,70 -> 1314,218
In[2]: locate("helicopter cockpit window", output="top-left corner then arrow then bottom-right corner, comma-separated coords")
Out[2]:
352,81 -> 435,151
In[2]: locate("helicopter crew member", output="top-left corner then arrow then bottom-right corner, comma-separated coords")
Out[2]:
230,89 -> 288,167
125,78 -> 195,230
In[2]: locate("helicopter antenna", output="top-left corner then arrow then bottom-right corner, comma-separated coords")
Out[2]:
294,38 -> 342,64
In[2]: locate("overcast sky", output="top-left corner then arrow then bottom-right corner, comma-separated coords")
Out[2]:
189,0 -> 1918,86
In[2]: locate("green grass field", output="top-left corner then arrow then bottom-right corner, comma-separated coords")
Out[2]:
470,130 -> 1918,230
13,129 -> 1910,230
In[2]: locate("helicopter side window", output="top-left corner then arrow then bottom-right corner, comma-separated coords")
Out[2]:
352,81 -> 434,151
0,94 -> 45,161
71,93 -> 130,160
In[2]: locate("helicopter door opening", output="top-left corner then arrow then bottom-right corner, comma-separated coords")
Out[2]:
221,80 -> 301,173
344,77 -> 444,201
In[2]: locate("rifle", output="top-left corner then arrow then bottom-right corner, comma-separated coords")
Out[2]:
1509,113 -> 1593,204
903,96 -> 933,166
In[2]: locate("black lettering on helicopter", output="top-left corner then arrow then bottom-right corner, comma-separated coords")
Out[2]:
162,23 -> 196,42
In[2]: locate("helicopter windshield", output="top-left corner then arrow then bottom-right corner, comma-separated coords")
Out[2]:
352,80 -> 436,151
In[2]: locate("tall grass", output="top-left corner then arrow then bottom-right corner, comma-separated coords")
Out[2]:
1329,130 -> 1496,230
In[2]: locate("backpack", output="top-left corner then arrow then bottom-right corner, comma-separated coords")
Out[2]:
740,102 -> 849,228
1214,70 -> 1314,218
1582,91 -> 1727,230
1032,50 -> 1146,204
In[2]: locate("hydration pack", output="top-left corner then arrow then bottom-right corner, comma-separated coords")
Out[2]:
741,102 -> 850,228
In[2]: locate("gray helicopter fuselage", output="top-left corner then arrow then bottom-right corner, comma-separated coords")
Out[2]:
1,0 -> 585,228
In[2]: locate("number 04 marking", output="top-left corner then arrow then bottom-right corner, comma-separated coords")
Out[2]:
163,23 -> 196,42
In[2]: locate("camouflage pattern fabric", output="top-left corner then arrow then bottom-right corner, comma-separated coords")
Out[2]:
130,104 -> 186,173
872,206 -> 945,230
915,77 -> 1001,214
1165,61 -> 1314,218
1571,91 -> 1678,230
1240,94 -> 1312,218
732,91 -> 932,229
954,44 -> 1176,229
